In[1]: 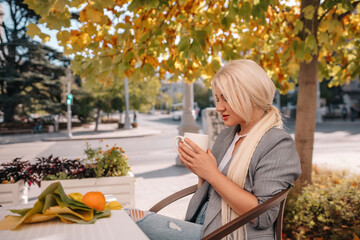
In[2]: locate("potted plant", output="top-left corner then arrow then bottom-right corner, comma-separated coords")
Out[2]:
38,141 -> 135,208
0,158 -> 35,206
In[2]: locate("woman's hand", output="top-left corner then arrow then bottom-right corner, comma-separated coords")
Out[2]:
178,138 -> 219,181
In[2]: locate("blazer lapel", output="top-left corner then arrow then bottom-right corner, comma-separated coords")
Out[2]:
202,125 -> 240,233
185,125 -> 239,222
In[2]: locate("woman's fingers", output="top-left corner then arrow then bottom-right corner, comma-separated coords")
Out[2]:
179,155 -> 192,170
184,138 -> 202,153
207,149 -> 216,161
178,141 -> 197,158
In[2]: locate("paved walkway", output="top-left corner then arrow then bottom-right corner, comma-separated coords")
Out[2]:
1,117 -> 360,220
0,123 -> 161,144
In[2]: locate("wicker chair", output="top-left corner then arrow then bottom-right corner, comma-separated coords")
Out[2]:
149,185 -> 291,240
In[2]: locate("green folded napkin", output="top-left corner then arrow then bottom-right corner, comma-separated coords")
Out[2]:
0,182 -> 111,230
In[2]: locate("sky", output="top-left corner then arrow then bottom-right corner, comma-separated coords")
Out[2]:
1,2 -> 63,52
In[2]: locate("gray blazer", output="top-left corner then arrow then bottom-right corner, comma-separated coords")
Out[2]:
185,125 -> 302,239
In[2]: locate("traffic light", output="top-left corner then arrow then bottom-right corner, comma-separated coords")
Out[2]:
66,94 -> 73,105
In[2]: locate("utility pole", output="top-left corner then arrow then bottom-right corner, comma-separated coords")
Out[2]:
124,78 -> 131,130
66,67 -> 73,138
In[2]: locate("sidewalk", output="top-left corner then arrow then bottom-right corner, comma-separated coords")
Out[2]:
0,122 -> 161,145
2,116 -> 360,220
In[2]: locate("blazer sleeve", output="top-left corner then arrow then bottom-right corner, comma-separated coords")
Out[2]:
249,129 -> 302,229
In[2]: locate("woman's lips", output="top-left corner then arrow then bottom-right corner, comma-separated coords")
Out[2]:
222,115 -> 229,120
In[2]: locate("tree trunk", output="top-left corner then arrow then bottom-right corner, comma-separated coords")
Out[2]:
295,0 -> 320,189
295,58 -> 318,188
3,102 -> 16,123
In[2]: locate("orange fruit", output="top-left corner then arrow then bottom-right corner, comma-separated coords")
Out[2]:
82,191 -> 106,211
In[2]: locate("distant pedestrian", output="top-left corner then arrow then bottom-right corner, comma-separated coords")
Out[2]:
133,110 -> 137,123
341,106 -> 348,121
350,105 -> 356,122
33,118 -> 43,134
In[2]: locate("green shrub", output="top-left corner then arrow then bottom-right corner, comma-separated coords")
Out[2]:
283,169 -> 360,239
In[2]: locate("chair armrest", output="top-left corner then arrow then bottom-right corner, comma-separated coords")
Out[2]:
149,184 -> 197,213
202,188 -> 291,240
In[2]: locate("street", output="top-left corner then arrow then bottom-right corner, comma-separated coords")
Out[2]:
0,113 -> 359,219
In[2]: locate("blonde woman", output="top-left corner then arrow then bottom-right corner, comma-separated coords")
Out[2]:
126,59 -> 301,240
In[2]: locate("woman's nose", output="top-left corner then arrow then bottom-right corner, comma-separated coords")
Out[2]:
216,102 -> 225,111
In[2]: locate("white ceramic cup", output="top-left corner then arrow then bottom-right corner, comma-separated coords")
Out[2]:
174,132 -> 209,155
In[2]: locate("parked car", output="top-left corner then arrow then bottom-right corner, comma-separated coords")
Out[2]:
171,102 -> 200,121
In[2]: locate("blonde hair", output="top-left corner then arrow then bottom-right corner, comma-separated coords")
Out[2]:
212,59 -> 283,239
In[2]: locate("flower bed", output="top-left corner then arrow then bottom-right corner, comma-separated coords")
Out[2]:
283,169 -> 360,239
1,141 -> 134,206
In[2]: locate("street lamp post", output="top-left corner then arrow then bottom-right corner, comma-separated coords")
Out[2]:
316,80 -> 323,123
66,67 -> 73,138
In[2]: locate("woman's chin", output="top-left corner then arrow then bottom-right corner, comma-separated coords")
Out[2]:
223,120 -> 235,127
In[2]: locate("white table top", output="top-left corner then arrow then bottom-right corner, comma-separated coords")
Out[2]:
0,207 -> 149,240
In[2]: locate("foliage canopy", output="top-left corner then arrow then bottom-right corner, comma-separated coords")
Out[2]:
24,0 -> 360,92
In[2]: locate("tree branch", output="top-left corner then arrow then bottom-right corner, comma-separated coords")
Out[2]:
319,1 -> 360,23
94,0 -> 176,62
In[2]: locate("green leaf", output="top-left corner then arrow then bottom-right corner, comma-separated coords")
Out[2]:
57,209 -> 111,224
147,0 -> 160,8
305,34 -> 318,54
128,0 -> 141,11
302,5 -> 315,20
167,59 -> 175,71
143,63 -> 155,76
10,208 -> 32,216
177,37 -> 190,52
94,0 -> 115,9
190,40 -> 204,59
221,16 -> 231,30
294,41 -> 305,61
101,56 -> 113,72
318,32 -> 328,45
260,0 -> 270,11
252,2 -> 262,19
194,30 -> 207,47
294,21 -> 304,35
238,2 -> 251,20
71,56 -> 84,73
125,52 -> 135,62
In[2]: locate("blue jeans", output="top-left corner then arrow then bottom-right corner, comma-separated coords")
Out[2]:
136,213 -> 203,240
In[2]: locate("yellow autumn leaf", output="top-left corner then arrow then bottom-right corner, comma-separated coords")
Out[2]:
44,206 -> 93,221
57,30 -> 71,43
0,215 -> 23,230
39,33 -> 50,43
79,6 -> 104,24
145,56 -> 159,67
23,214 -> 56,223
107,201 -> 123,210
68,192 -> 84,202
26,23 -> 41,38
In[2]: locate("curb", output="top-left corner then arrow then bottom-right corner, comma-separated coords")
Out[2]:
42,131 -> 161,141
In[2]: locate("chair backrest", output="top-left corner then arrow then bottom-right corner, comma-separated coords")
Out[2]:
275,192 -> 288,240
148,186 -> 291,240
149,185 -> 198,213
202,188 -> 291,240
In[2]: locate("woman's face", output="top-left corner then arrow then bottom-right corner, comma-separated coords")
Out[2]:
214,87 -> 245,127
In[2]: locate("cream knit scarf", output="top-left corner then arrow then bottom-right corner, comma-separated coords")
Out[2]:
221,109 -> 281,240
